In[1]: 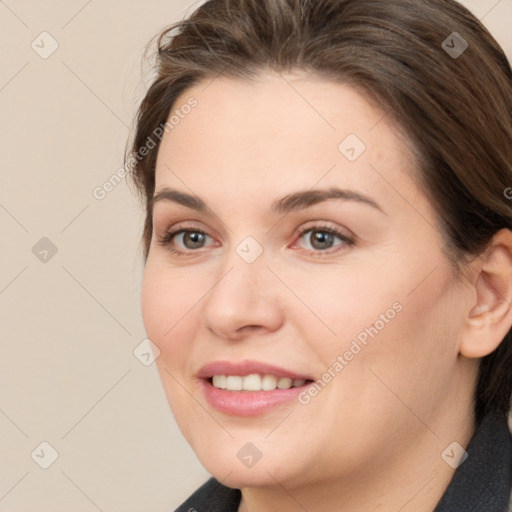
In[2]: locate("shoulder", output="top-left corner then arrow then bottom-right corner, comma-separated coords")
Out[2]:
174,477 -> 241,512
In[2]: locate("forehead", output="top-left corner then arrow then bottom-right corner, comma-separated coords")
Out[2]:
154,72 -> 416,204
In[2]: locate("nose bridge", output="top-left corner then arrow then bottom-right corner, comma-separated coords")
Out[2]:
201,236 -> 283,338
213,232 -> 269,293
207,237 -> 268,310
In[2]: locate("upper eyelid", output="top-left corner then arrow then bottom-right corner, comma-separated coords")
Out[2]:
161,221 -> 348,237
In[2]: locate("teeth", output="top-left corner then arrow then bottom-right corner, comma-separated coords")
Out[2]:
243,374 -> 262,391
226,375 -> 243,391
212,375 -> 227,389
211,374 -> 308,391
262,374 -> 277,391
277,377 -> 292,389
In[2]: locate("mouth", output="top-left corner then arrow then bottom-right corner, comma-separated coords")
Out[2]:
209,374 -> 311,391
197,360 -> 315,416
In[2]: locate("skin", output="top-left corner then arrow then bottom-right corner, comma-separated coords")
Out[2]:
141,71 -> 512,512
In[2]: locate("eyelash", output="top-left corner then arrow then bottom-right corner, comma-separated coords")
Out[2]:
156,223 -> 354,258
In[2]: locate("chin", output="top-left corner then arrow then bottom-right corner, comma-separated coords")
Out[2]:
205,460 -> 286,489
192,437 -> 310,489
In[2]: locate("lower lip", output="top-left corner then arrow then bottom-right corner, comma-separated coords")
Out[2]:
201,379 -> 311,416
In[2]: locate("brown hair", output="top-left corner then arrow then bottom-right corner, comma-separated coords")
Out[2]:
127,0 -> 512,423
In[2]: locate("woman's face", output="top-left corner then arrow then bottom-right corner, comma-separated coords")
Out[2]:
141,72 -> 475,489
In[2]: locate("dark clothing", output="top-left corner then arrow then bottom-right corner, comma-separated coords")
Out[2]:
175,411 -> 512,511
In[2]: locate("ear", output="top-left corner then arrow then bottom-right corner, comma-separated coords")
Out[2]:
459,229 -> 512,359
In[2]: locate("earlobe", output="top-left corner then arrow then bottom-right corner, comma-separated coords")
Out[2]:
459,229 -> 512,359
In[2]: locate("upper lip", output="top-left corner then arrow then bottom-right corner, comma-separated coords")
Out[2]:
197,360 -> 314,381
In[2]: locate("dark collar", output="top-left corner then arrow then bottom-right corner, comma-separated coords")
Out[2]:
175,412 -> 512,512
434,411 -> 512,511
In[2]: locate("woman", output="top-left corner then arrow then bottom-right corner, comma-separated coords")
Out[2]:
126,0 -> 512,510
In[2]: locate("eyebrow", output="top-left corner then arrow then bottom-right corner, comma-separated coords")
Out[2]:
151,186 -> 386,216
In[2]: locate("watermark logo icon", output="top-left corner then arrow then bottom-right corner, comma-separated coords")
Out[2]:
338,134 -> 366,162
31,32 -> 59,59
237,442 -> 263,468
32,237 -> 58,263
441,441 -> 468,469
236,236 -> 263,264
133,338 -> 161,366
31,441 -> 59,469
442,32 -> 468,59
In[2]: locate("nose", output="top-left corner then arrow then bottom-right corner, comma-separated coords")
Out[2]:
201,248 -> 284,340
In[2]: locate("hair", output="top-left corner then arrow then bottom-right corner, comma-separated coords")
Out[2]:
126,0 -> 512,424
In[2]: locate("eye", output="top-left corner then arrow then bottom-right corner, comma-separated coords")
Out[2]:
156,227 -> 215,255
156,222 -> 354,257
293,223 -> 354,254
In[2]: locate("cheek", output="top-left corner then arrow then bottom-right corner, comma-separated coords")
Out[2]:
141,265 -> 169,342
140,262 -> 198,366
281,264 -> 402,360
345,267 -> 461,420
141,263 -> 203,429
297,254 -> 459,401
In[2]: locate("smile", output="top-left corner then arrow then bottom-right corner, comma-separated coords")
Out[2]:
197,360 -> 315,416
211,374 -> 307,391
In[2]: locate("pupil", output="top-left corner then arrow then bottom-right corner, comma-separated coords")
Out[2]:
185,232 -> 204,248
312,231 -> 333,250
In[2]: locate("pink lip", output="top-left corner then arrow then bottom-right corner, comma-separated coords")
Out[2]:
197,360 -> 313,380
197,360 -> 314,416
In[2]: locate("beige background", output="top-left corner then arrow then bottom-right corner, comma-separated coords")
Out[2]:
0,1 -> 511,510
